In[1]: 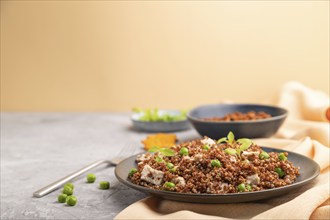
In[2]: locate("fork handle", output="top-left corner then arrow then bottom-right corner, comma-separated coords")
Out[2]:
33,160 -> 112,198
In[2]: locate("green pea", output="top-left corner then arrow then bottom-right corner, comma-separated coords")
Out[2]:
224,148 -> 237,155
64,182 -> 74,190
169,167 -> 177,173
86,173 -> 96,183
62,186 -> 73,195
99,181 -> 110,189
275,167 -> 285,178
180,147 -> 189,156
246,184 -> 252,191
238,183 -> 246,192
129,168 -> 138,176
66,195 -> 77,206
155,156 -> 164,163
163,182 -> 175,190
278,153 -> 287,161
211,159 -> 222,167
57,194 -> 67,203
202,145 -> 210,150
166,162 -> 174,169
259,151 -> 269,160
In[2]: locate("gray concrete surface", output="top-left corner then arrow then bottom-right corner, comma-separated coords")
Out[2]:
1,113 -> 199,219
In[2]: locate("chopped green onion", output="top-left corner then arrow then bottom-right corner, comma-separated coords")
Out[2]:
278,153 -> 287,161
129,168 -> 138,176
259,151 -> 269,160
275,167 -> 285,178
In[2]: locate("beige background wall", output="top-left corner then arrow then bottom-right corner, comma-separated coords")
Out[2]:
1,1 -> 329,111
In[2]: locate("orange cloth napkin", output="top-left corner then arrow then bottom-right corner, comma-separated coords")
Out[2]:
115,82 -> 330,220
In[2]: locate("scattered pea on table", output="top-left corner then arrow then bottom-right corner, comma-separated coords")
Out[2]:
62,185 -> 73,195
86,173 -> 96,183
66,195 -> 78,206
58,194 -> 67,203
64,182 -> 74,189
99,181 -> 110,189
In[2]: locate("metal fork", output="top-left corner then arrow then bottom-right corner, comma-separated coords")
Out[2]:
33,143 -> 138,198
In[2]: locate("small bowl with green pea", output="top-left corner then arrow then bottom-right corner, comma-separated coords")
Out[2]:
131,108 -> 191,132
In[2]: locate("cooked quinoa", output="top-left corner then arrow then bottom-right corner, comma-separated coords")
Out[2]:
203,111 -> 272,122
128,136 -> 300,194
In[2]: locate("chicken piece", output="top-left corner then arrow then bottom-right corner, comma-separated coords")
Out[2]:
141,165 -> 164,186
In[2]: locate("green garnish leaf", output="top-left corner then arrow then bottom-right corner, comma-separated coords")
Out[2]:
237,138 -> 252,145
227,131 -> 235,143
155,156 -> 164,163
159,148 -> 175,157
217,137 -> 227,144
239,142 -> 252,151
224,148 -> 237,155
148,146 -> 160,153
237,138 -> 252,151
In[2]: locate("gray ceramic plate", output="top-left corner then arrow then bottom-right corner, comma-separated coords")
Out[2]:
131,110 -> 191,132
115,147 -> 320,203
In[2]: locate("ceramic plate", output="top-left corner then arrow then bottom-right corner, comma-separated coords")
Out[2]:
115,147 -> 320,203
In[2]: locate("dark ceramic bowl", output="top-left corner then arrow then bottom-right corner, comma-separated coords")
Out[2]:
187,104 -> 288,139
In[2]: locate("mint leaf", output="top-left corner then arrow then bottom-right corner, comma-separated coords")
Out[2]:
227,131 -> 235,143
148,146 -> 160,153
224,148 -> 237,155
237,138 -> 252,151
239,142 -> 252,151
237,138 -> 252,145
159,148 -> 175,157
217,137 -> 227,144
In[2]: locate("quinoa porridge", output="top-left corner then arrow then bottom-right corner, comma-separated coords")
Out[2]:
128,133 -> 300,194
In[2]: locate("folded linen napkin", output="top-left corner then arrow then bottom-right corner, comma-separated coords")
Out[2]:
115,82 -> 330,220
271,81 -> 329,145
